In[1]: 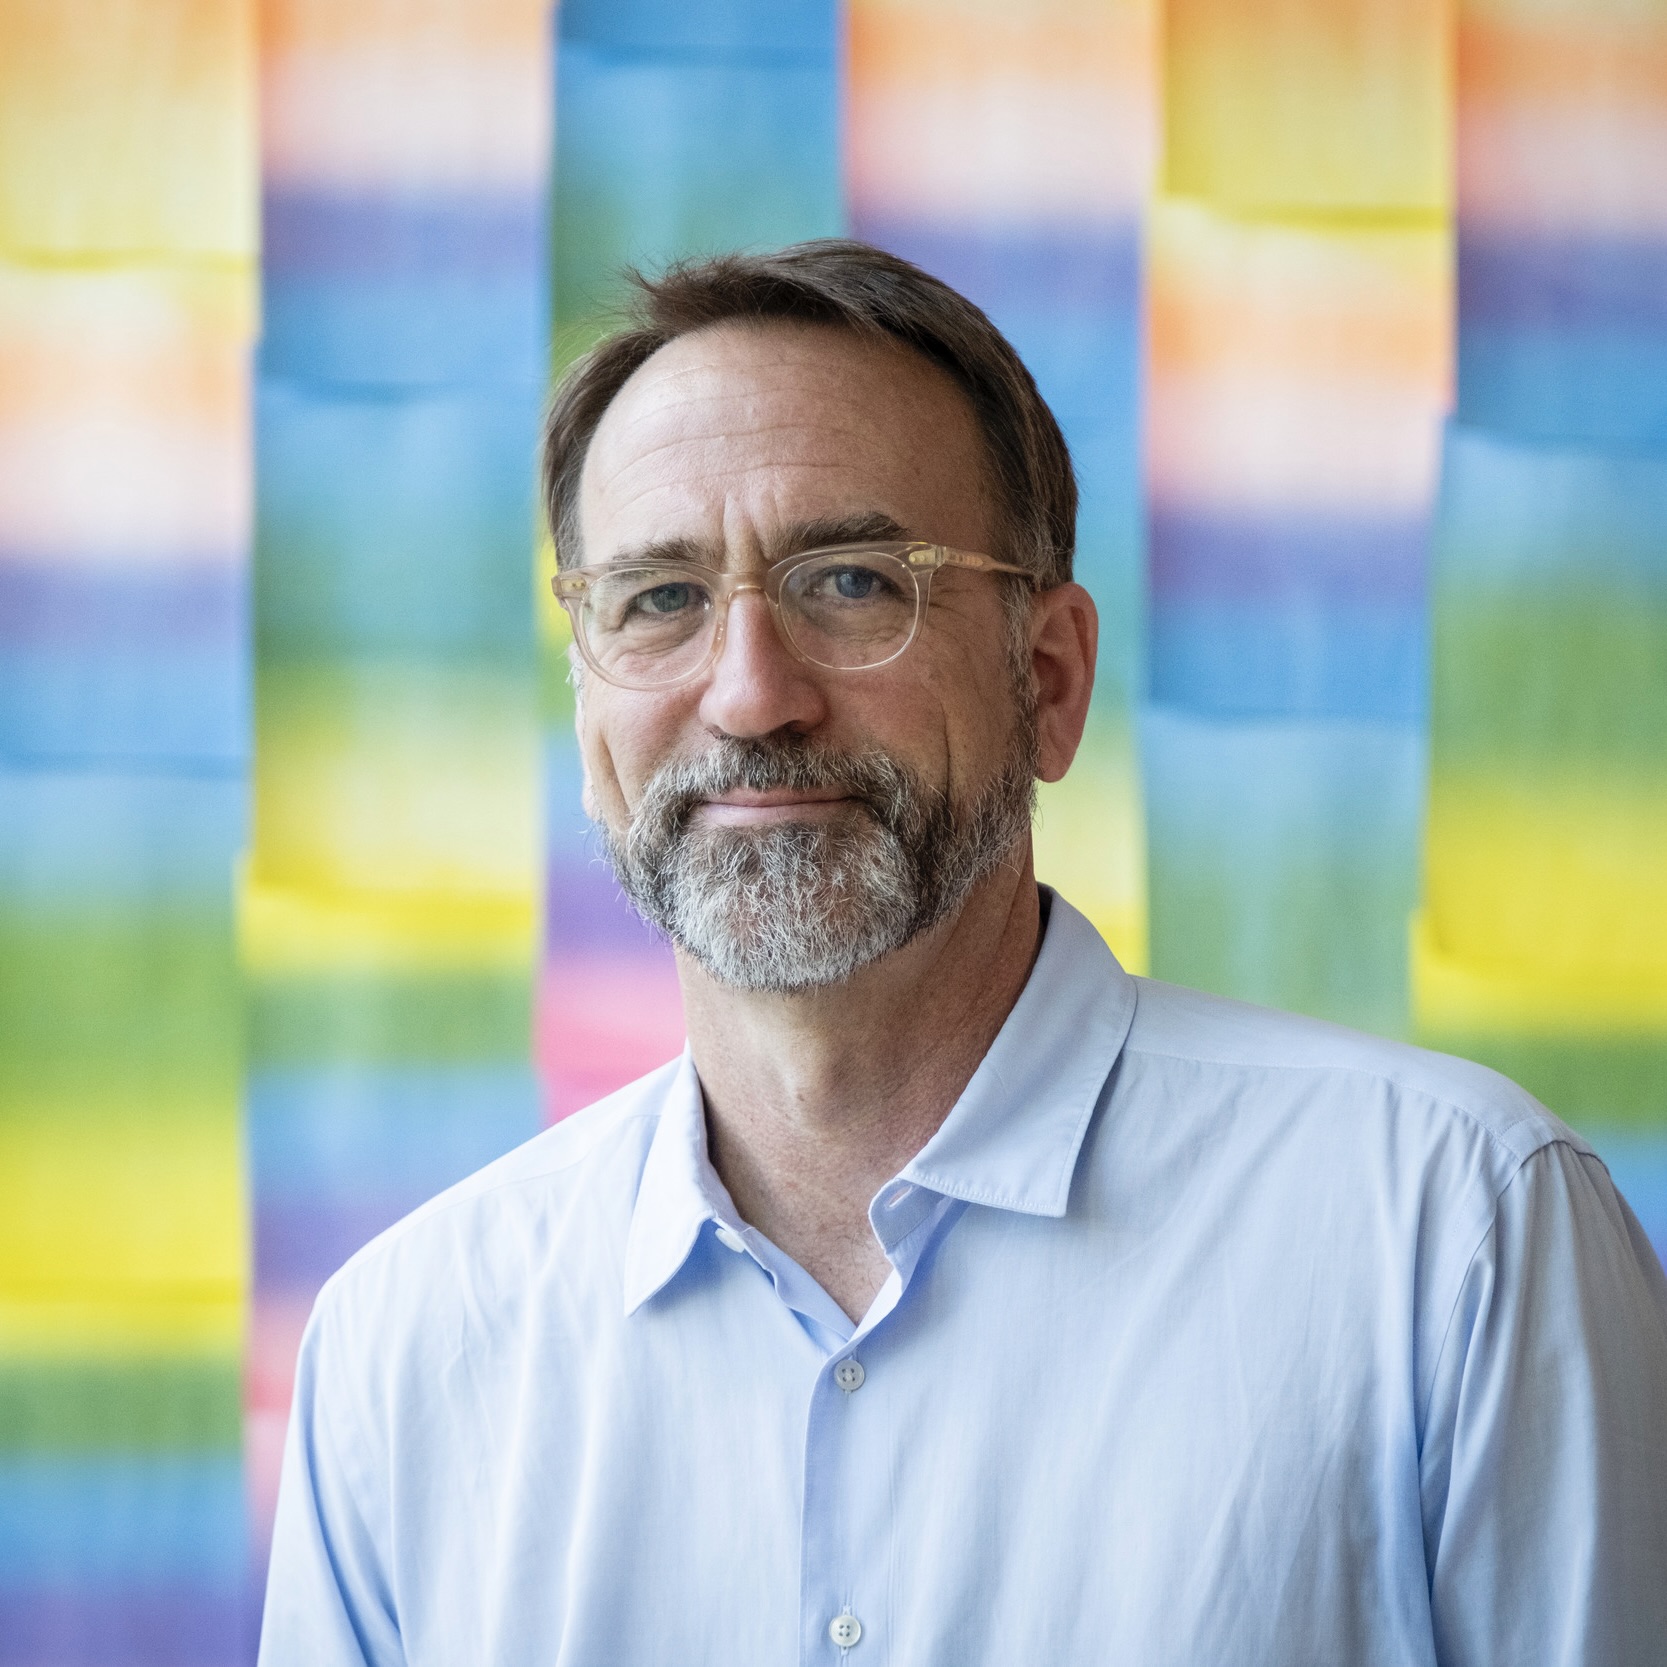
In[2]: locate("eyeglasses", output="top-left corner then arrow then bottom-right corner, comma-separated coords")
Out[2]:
551,541 -> 1035,692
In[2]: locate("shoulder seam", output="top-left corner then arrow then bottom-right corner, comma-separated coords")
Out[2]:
328,1107 -> 664,1280
1120,1041 -> 1559,1166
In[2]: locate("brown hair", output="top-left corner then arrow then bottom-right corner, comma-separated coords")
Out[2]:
540,239 -> 1077,587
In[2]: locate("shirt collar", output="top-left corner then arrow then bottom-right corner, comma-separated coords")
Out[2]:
897,889 -> 1135,1216
621,888 -> 1137,1315
622,1048 -> 717,1315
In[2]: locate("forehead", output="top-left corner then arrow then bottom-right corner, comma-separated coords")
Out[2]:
576,320 -> 993,561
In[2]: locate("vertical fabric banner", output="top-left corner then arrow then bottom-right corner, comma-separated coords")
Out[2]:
1416,0 -> 1667,1265
0,0 -> 255,1660
846,0 -> 1156,967
245,0 -> 551,1603
540,0 -> 842,1120
1144,0 -> 1450,1035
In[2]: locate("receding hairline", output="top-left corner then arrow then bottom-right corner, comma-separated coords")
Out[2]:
573,315 -> 1000,558
542,240 -> 1078,587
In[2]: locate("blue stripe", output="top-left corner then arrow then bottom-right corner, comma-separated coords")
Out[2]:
1142,706 -> 1427,1034
0,768 -> 244,904
255,380 -> 542,659
0,1456 -> 245,1587
559,0 -> 834,55
261,190 -> 550,387
248,1065 -> 540,1200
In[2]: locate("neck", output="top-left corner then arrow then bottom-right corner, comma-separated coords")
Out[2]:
680,850 -> 1044,1323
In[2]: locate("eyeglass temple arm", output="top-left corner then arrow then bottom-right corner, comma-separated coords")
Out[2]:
912,546 -> 1039,584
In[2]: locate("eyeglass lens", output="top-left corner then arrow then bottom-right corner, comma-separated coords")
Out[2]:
575,551 -> 922,688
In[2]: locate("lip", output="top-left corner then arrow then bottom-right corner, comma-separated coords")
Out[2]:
694,789 -> 853,825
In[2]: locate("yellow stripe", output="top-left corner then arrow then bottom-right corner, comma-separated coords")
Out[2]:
253,661 -> 541,899
0,0 -> 256,260
0,1293 -> 243,1360
0,1100 -> 245,1290
1424,779 -> 1667,977
1411,908 -> 1667,1036
239,865 -> 538,974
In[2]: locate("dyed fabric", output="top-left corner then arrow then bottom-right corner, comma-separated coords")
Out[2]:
260,894 -> 1667,1666
1415,0 -> 1667,1266
0,2 -> 253,1659
1144,0 -> 1449,1038
243,0 -> 549,1604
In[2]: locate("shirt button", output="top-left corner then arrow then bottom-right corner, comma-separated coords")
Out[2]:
714,1224 -> 745,1253
828,1612 -> 863,1648
833,1358 -> 866,1393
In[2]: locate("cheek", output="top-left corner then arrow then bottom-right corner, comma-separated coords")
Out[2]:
577,693 -> 691,823
914,645 -> 1021,794
841,670 -> 988,802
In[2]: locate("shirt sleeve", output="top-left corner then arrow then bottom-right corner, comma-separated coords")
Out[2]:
1422,1138 -> 1667,1667
257,1290 -> 405,1667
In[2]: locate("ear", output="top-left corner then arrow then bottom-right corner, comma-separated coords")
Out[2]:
1028,582 -> 1098,783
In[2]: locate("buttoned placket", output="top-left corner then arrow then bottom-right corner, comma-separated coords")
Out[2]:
619,897 -> 1135,1665
792,1180 -> 957,1665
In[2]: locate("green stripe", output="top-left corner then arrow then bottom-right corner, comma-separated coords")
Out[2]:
0,1357 -> 242,1455
1431,593 -> 1667,775
0,917 -> 238,1100
250,968 -> 532,1067
1417,1032 -> 1667,1128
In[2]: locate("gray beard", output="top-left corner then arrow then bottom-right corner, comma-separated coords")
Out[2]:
597,723 -> 1038,993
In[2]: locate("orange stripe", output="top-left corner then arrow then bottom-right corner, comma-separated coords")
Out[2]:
260,0 -> 549,58
848,4 -> 1153,91
1459,15 -> 1667,108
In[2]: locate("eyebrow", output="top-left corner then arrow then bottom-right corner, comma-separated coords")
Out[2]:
602,511 -> 915,570
778,512 -> 913,554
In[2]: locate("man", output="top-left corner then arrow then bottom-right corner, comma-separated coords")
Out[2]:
260,241 -> 1667,1665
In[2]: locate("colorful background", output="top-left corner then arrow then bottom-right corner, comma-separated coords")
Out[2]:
1,0 -> 1662,1659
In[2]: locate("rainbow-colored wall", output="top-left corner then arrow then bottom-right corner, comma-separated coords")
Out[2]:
1,2 -> 254,1657
243,0 -> 550,1600
3,0 -> 1665,1656
1414,0 -> 1667,1259
1144,0 -> 1450,1035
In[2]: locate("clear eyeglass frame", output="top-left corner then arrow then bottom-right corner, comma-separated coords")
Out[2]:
550,540 -> 1036,692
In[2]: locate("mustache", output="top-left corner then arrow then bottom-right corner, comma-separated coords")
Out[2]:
627,736 -> 935,845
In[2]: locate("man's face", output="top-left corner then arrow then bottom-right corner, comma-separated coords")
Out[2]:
573,320 -> 1039,989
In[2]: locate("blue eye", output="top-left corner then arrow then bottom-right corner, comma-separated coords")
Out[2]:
832,568 -> 879,600
812,565 -> 895,602
634,582 -> 694,615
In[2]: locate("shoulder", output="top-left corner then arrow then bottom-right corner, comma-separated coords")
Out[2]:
1120,974 -> 1586,1175
308,1056 -> 684,1343
1097,978 -> 1625,1410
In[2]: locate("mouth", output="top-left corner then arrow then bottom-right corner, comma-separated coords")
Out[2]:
690,787 -> 857,827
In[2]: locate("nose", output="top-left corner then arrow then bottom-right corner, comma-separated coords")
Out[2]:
697,588 -> 828,738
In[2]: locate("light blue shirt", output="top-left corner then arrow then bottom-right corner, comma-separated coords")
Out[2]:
260,892 -> 1667,1666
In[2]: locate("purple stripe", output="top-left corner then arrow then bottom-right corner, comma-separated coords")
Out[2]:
253,1197 -> 420,1287
263,190 -> 546,280
1150,512 -> 1430,604
1459,232 -> 1667,332
0,1586 -> 245,1667
851,216 -> 1140,318
544,859 -> 666,954
0,565 -> 246,650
